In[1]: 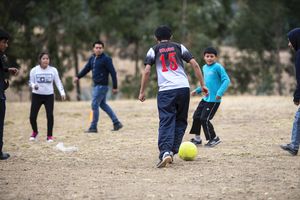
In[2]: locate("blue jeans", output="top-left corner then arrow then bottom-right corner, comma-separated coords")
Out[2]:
90,85 -> 119,129
291,108 -> 300,150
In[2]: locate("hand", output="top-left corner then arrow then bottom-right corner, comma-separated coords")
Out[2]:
216,96 -> 221,100
112,88 -> 118,94
139,92 -> 146,102
73,77 -> 79,83
34,84 -> 39,90
191,90 -> 197,96
8,68 -> 18,75
61,95 -> 66,101
202,86 -> 209,96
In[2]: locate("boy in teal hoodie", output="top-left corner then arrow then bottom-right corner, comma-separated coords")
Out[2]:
189,47 -> 230,147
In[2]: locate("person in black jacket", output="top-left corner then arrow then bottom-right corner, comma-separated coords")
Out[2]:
0,28 -> 18,160
74,40 -> 122,133
281,28 -> 300,156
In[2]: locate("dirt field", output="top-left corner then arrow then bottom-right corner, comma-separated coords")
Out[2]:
0,96 -> 299,200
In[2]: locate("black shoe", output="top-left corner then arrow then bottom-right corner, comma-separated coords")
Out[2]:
0,152 -> 10,160
205,136 -> 221,147
85,128 -> 98,133
190,138 -> 202,145
113,122 -> 123,131
280,144 -> 298,156
157,152 -> 172,168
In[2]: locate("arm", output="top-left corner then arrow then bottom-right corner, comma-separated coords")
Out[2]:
74,58 -> 92,83
138,64 -> 151,102
106,57 -> 118,93
8,67 -> 18,75
28,68 -> 38,90
293,51 -> 300,105
54,68 -> 66,100
191,86 -> 202,96
216,65 -> 230,99
0,55 -> 18,75
189,58 -> 208,94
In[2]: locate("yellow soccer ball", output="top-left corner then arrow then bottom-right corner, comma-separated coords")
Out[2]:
178,141 -> 198,161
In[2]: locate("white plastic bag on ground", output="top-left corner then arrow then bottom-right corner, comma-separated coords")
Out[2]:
55,142 -> 78,152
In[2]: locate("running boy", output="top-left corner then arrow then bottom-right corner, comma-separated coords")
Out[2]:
139,25 -> 208,168
280,28 -> 300,156
189,47 -> 230,147
28,52 -> 65,142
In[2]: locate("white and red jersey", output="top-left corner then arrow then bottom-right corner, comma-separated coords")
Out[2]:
144,41 -> 193,91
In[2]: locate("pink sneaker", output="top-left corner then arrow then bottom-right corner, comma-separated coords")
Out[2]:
47,136 -> 54,143
29,132 -> 38,141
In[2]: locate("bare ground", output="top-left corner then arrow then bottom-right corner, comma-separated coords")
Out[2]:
0,96 -> 299,200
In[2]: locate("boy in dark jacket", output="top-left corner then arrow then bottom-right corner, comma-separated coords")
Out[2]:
74,40 -> 122,133
281,28 -> 300,156
0,28 -> 18,160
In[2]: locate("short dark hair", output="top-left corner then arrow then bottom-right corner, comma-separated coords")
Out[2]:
203,47 -> 218,56
155,25 -> 172,41
93,40 -> 104,48
0,28 -> 10,41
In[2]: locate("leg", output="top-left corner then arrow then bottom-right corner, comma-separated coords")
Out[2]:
291,108 -> 300,150
90,85 -> 105,130
99,86 -> 119,124
29,94 -> 43,134
0,98 -> 5,153
200,102 -> 220,141
44,94 -> 54,137
189,100 -> 206,135
0,98 -> 9,160
157,89 -> 177,160
172,88 -> 190,155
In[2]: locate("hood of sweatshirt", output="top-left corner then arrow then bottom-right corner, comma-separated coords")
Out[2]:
288,28 -> 300,51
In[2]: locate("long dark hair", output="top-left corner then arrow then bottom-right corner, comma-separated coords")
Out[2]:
38,52 -> 50,64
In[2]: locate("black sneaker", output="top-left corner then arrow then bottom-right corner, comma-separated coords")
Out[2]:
205,136 -> 221,147
0,152 -> 10,160
85,128 -> 98,133
156,152 -> 172,168
190,138 -> 202,145
112,122 -> 123,131
280,144 -> 298,156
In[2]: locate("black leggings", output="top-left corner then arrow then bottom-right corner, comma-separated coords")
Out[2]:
29,93 -> 54,137
189,99 -> 220,141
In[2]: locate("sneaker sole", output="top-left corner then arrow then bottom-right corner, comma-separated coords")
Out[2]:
206,140 -> 221,147
157,156 -> 172,168
29,137 -> 37,141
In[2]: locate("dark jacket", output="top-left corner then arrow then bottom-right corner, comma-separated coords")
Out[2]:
77,53 -> 118,89
0,52 -> 9,99
288,28 -> 300,102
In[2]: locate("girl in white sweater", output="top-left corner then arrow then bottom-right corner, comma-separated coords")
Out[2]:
28,52 -> 65,142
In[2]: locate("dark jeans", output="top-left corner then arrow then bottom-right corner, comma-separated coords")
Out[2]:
29,93 -> 54,137
189,99 -> 220,141
0,98 -> 5,153
157,87 -> 190,160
